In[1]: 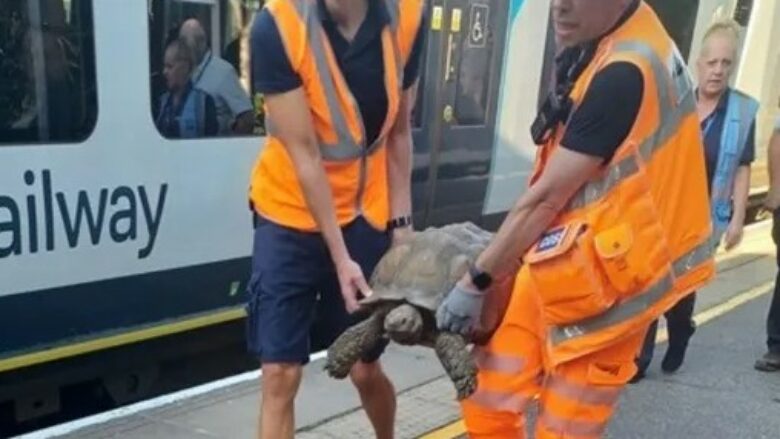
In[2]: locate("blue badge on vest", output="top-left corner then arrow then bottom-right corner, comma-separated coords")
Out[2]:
714,201 -> 732,222
537,226 -> 567,252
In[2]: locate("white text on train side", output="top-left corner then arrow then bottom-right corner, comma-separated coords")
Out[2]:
0,170 -> 167,259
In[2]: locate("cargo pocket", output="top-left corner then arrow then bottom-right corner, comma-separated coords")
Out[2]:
587,360 -> 637,388
525,221 -> 617,325
592,223 -> 637,295
244,272 -> 263,355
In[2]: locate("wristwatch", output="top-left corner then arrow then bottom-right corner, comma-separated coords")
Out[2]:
387,215 -> 412,230
468,264 -> 493,291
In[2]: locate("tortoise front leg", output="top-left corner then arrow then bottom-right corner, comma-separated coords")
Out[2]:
324,307 -> 389,379
433,331 -> 478,400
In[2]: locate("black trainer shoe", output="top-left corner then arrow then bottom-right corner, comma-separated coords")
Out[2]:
662,325 -> 696,374
628,368 -> 646,384
754,352 -> 780,372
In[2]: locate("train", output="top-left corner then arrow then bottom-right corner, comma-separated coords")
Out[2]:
1,0 -> 778,433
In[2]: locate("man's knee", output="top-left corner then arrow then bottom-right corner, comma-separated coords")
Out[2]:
461,398 -> 527,439
262,363 -> 303,401
349,360 -> 385,390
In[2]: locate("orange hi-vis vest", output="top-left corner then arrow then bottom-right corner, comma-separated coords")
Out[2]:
523,2 -> 715,367
249,0 -> 424,232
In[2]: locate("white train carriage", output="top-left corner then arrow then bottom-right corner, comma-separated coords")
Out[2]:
0,0 -> 777,431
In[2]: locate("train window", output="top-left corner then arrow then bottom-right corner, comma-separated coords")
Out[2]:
453,3 -> 494,126
733,0 -> 754,27
0,0 -> 97,145
147,0 -> 264,139
645,0 -> 700,61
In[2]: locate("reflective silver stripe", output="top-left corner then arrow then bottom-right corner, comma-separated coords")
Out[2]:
539,410 -> 607,437
565,40 -> 695,212
304,1 -> 365,161
546,375 -> 621,406
384,0 -> 399,31
673,235 -> 716,278
360,0 -> 405,156
551,274 -> 672,345
274,0 -> 405,162
472,348 -> 526,374
550,238 -> 712,346
383,0 -> 404,80
468,389 -> 532,412
567,155 -> 640,211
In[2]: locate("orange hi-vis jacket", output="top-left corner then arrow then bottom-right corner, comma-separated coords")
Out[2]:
248,0 -> 424,232
523,2 -> 716,367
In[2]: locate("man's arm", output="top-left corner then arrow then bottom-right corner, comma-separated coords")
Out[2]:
766,121 -> 780,210
731,122 -> 755,221
475,62 -> 644,280
724,120 -> 756,250
385,82 -> 417,239
219,72 -> 255,135
384,11 -> 427,241
731,165 -> 751,222
436,62 -> 644,334
232,111 -> 255,134
473,148 -> 603,280
264,89 -> 368,310
264,90 -> 347,261
204,95 -> 219,137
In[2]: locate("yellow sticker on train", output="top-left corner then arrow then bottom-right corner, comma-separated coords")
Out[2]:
432,6 -> 443,30
451,8 -> 462,32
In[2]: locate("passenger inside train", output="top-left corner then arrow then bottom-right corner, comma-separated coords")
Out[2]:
155,38 -> 219,139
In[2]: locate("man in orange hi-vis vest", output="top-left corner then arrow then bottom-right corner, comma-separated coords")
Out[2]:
436,0 -> 715,437
246,0 -> 426,438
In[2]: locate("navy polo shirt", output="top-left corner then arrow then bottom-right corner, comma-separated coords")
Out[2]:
251,0 -> 427,145
699,88 -> 756,192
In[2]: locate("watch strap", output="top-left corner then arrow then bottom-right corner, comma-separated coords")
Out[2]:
387,215 -> 412,230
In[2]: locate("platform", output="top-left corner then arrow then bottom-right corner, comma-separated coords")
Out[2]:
16,221 -> 779,439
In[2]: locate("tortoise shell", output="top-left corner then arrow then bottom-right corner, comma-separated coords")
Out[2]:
360,222 -> 493,311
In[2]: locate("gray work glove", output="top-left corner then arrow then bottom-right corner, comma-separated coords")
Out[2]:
435,283 -> 485,336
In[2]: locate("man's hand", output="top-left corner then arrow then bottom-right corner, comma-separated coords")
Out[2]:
723,218 -> 744,251
336,259 -> 373,313
391,227 -> 414,247
765,187 -> 780,211
435,279 -> 485,336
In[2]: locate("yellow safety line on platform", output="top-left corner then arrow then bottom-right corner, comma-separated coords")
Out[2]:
420,420 -> 466,439
0,308 -> 245,373
419,279 -> 776,439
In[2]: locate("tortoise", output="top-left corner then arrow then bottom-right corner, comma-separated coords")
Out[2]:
323,222 -> 494,400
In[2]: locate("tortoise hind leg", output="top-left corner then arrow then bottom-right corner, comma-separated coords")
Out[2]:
324,308 -> 388,379
433,331 -> 478,400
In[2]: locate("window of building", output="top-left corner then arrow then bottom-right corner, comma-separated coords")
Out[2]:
0,0 -> 97,145
147,0 -> 263,139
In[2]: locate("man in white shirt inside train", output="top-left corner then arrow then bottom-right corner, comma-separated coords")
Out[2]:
180,19 -> 255,136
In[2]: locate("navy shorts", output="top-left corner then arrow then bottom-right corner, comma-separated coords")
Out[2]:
245,215 -> 391,365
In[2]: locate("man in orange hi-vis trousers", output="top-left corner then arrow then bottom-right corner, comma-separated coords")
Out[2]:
436,0 -> 716,437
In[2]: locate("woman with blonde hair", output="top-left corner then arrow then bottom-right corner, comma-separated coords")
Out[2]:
632,18 -> 758,382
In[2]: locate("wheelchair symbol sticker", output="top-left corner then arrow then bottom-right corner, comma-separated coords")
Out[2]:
468,4 -> 489,48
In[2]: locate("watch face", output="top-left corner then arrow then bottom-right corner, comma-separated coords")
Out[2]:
470,266 -> 492,290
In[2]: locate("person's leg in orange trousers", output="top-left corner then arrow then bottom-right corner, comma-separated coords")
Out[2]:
462,271 -> 646,438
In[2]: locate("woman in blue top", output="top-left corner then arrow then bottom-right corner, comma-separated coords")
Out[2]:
155,38 -> 218,139
633,20 -> 758,382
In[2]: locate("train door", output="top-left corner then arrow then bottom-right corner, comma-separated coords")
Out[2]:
411,0 -> 509,227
